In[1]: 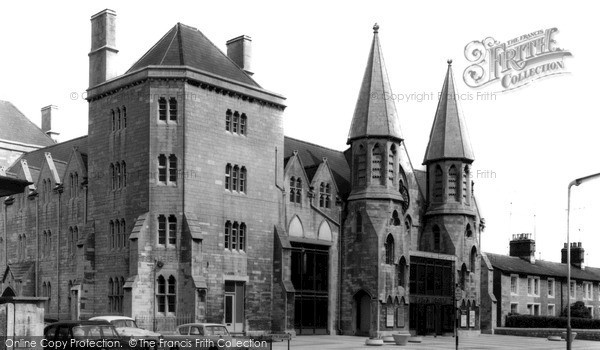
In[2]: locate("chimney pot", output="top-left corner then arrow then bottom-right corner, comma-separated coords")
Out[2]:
226,35 -> 253,76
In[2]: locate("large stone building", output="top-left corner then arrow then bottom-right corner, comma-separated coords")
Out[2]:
481,235 -> 600,332
0,10 -> 484,337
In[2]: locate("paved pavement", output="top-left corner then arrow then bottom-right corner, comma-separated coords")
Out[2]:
269,334 -> 600,350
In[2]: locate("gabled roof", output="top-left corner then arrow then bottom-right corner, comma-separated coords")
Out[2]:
347,24 -> 403,143
423,62 -> 474,164
0,101 -> 54,146
127,23 -> 260,88
7,136 -> 88,182
284,137 -> 350,198
486,252 -> 600,282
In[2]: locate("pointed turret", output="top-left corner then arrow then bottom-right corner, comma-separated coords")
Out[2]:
423,60 -> 474,165
347,24 -> 403,144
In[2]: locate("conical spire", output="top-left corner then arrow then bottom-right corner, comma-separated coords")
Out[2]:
423,60 -> 474,165
347,24 -> 403,144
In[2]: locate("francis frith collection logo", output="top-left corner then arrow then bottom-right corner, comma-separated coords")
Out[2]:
463,28 -> 572,91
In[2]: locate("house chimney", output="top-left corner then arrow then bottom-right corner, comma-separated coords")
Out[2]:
562,242 -> 585,269
41,105 -> 60,142
89,9 -> 118,87
226,35 -> 253,76
509,233 -> 535,263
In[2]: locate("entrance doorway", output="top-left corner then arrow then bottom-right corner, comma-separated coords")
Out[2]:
224,281 -> 244,333
291,243 -> 329,335
354,290 -> 371,336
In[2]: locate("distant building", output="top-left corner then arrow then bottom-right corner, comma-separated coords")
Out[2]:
481,234 -> 600,332
1,10 -> 485,338
0,101 -> 55,169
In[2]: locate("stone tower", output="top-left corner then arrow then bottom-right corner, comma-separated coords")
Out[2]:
421,61 -> 480,326
341,24 -> 415,337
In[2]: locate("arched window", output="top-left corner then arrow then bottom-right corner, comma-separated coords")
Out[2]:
73,226 -> 79,254
158,98 -> 167,121
122,106 -> 127,128
391,210 -> 400,226
466,223 -> 473,238
111,109 -> 116,131
397,256 -> 407,287
239,223 -> 246,251
168,155 -> 177,184
108,278 -> 115,312
224,221 -> 232,249
371,143 -> 382,181
433,225 -> 441,252
225,109 -> 232,131
239,167 -> 246,193
115,162 -> 121,188
156,275 -> 166,312
433,165 -> 443,202
158,215 -> 166,245
232,112 -> 239,133
470,246 -> 477,272
121,162 -> 126,187
168,215 -> 176,245
74,172 -> 79,196
225,164 -> 232,190
388,144 -> 396,181
289,177 -> 296,202
231,222 -> 238,250
115,218 -> 121,248
448,165 -> 459,201
463,166 -> 470,204
240,113 -> 247,135
116,108 -> 121,129
356,144 -> 367,186
68,227 -> 73,256
167,275 -> 176,313
121,219 -> 127,247
232,165 -> 239,191
460,264 -> 468,289
385,234 -> 394,264
404,216 -> 412,233
110,164 -> 115,190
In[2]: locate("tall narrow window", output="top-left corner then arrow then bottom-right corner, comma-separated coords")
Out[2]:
433,225 -> 441,252
225,164 -> 232,190
388,144 -> 396,181
168,215 -> 177,245
158,98 -> 167,121
240,113 -> 247,135
356,145 -> 366,186
158,215 -> 166,245
398,257 -> 406,287
385,234 -> 395,264
110,164 -> 115,190
391,210 -> 400,226
289,177 -> 296,202
117,108 -> 121,129
239,167 -> 246,193
108,278 -> 115,312
158,155 -> 167,183
70,174 -> 74,198
169,155 -> 177,183
225,110 -> 232,131
231,222 -> 238,250
232,112 -> 239,133
319,183 -> 325,207
122,162 -> 127,187
111,110 -> 116,131
122,106 -> 127,128
470,246 -> 477,272
115,218 -> 121,248
73,226 -> 79,254
121,220 -> 127,248
168,98 -> 177,121
68,227 -> 73,256
372,143 -> 382,181
74,172 -> 79,197
295,178 -> 302,203
463,166 -> 470,204
232,166 -> 239,191
109,221 -> 115,249
239,223 -> 246,251
115,162 -> 121,188
167,275 -> 176,313
433,165 -> 443,202
225,221 -> 231,249
448,165 -> 458,201
157,275 -> 166,312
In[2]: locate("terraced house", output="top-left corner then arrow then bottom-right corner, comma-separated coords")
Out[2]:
0,10 -> 485,337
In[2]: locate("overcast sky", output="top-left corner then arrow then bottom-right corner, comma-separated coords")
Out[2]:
1,1 -> 598,266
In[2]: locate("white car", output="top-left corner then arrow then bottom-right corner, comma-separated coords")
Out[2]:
89,316 -> 162,349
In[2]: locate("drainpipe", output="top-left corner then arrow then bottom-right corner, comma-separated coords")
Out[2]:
34,192 -> 39,297
55,184 -> 63,319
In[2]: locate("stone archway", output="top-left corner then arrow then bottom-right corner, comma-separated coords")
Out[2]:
353,289 -> 372,336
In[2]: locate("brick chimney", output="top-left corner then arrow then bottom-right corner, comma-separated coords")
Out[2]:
89,9 -> 118,87
226,35 -> 253,76
509,233 -> 536,263
41,105 -> 60,142
561,242 -> 585,269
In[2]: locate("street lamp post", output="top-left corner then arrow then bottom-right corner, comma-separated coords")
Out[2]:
566,172 -> 600,350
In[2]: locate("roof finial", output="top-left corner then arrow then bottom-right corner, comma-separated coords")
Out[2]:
373,23 -> 379,33
447,59 -> 453,66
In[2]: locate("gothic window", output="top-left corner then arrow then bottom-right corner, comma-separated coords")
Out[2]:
168,215 -> 177,245
225,109 -> 232,131
116,108 -> 121,129
73,226 -> 79,254
385,234 -> 395,264
225,164 -> 232,190
398,256 -> 407,287
121,162 -> 126,187
240,113 -> 247,135
319,182 -> 331,208
356,144 -> 367,186
169,155 -> 177,183
109,221 -> 115,249
231,222 -> 238,250
239,223 -> 246,251
391,210 -> 400,226
111,109 -> 116,131
460,264 -> 468,289
470,246 -> 477,272
115,162 -> 121,188
157,275 -> 176,314
122,106 -> 127,128
239,167 -> 246,193
225,221 -> 231,249
232,166 -> 239,191
433,225 -> 441,252
110,164 -> 115,190
68,227 -> 73,257
158,98 -> 167,121
448,165 -> 459,202
466,223 -> 473,238
290,177 -> 302,203
74,172 -> 79,196
388,144 -> 396,181
168,98 -> 177,121
120,219 -> 127,248
158,215 -> 166,245
433,165 -> 443,202
232,112 -> 239,133
371,143 -> 382,181
463,166 -> 470,204
108,278 -> 115,312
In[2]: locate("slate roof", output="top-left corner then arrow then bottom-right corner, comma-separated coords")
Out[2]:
284,137 -> 351,198
486,252 -> 600,282
127,23 -> 260,88
4,262 -> 34,281
347,24 -> 403,143
423,63 -> 474,165
7,136 -> 88,182
0,101 -> 54,146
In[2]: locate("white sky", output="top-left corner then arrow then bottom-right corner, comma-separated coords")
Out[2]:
1,1 -> 598,266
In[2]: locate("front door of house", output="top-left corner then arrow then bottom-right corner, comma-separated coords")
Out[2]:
224,281 -> 244,333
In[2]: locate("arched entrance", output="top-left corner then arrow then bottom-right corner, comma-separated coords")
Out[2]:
354,290 -> 371,336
